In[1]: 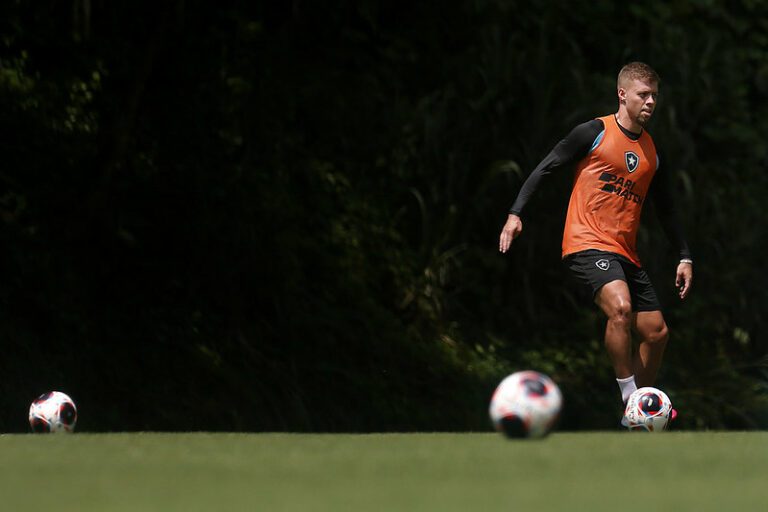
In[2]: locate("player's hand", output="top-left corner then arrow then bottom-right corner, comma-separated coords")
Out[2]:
499,214 -> 523,253
675,262 -> 693,300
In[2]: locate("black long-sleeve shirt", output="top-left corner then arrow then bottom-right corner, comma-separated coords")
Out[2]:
509,119 -> 691,260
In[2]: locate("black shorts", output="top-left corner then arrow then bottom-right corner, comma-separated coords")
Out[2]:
563,250 -> 662,312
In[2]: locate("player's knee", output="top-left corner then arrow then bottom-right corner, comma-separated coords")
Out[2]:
607,303 -> 632,328
646,322 -> 669,345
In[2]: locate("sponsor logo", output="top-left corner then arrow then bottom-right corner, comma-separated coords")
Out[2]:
625,151 -> 639,173
597,172 -> 644,204
596,259 -> 610,271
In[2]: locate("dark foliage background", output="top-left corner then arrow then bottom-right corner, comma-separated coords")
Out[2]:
1,0 -> 767,432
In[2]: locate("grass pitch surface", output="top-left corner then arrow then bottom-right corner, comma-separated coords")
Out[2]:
0,432 -> 766,511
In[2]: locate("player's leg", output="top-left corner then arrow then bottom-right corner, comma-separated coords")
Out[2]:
595,280 -> 634,380
622,262 -> 668,388
632,309 -> 677,425
631,310 -> 669,387
596,279 -> 639,427
564,251 -> 637,409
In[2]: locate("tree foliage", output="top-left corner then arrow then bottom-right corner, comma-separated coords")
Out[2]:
0,0 -> 766,431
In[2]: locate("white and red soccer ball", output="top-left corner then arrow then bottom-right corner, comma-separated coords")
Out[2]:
624,386 -> 673,432
489,371 -> 562,438
28,391 -> 78,433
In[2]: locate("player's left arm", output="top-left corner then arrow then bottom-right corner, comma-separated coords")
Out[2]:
650,156 -> 693,300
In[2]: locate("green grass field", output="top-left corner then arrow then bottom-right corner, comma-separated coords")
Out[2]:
0,432 -> 766,511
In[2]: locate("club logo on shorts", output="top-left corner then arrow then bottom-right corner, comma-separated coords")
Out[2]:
595,259 -> 610,271
625,151 -> 639,173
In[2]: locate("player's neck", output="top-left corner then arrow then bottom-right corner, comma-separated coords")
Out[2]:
614,111 -> 643,135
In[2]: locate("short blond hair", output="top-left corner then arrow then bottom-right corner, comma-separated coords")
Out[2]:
617,62 -> 660,89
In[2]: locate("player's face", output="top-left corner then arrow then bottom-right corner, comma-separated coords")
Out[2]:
620,79 -> 658,127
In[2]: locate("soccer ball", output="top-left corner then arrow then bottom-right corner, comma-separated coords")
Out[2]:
624,387 -> 672,432
28,391 -> 78,433
489,371 -> 562,438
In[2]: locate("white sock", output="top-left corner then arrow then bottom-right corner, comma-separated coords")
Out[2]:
616,375 -> 637,405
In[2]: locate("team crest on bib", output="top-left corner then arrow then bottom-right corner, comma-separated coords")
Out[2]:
595,259 -> 610,271
625,151 -> 639,173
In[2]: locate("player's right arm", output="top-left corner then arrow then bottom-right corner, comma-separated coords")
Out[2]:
499,119 -> 602,252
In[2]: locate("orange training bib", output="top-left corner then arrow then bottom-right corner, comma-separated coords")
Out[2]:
561,115 -> 657,266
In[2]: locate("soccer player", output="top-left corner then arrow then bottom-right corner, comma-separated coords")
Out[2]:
498,62 -> 692,425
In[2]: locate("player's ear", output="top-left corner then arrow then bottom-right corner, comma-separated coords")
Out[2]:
617,87 -> 626,104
